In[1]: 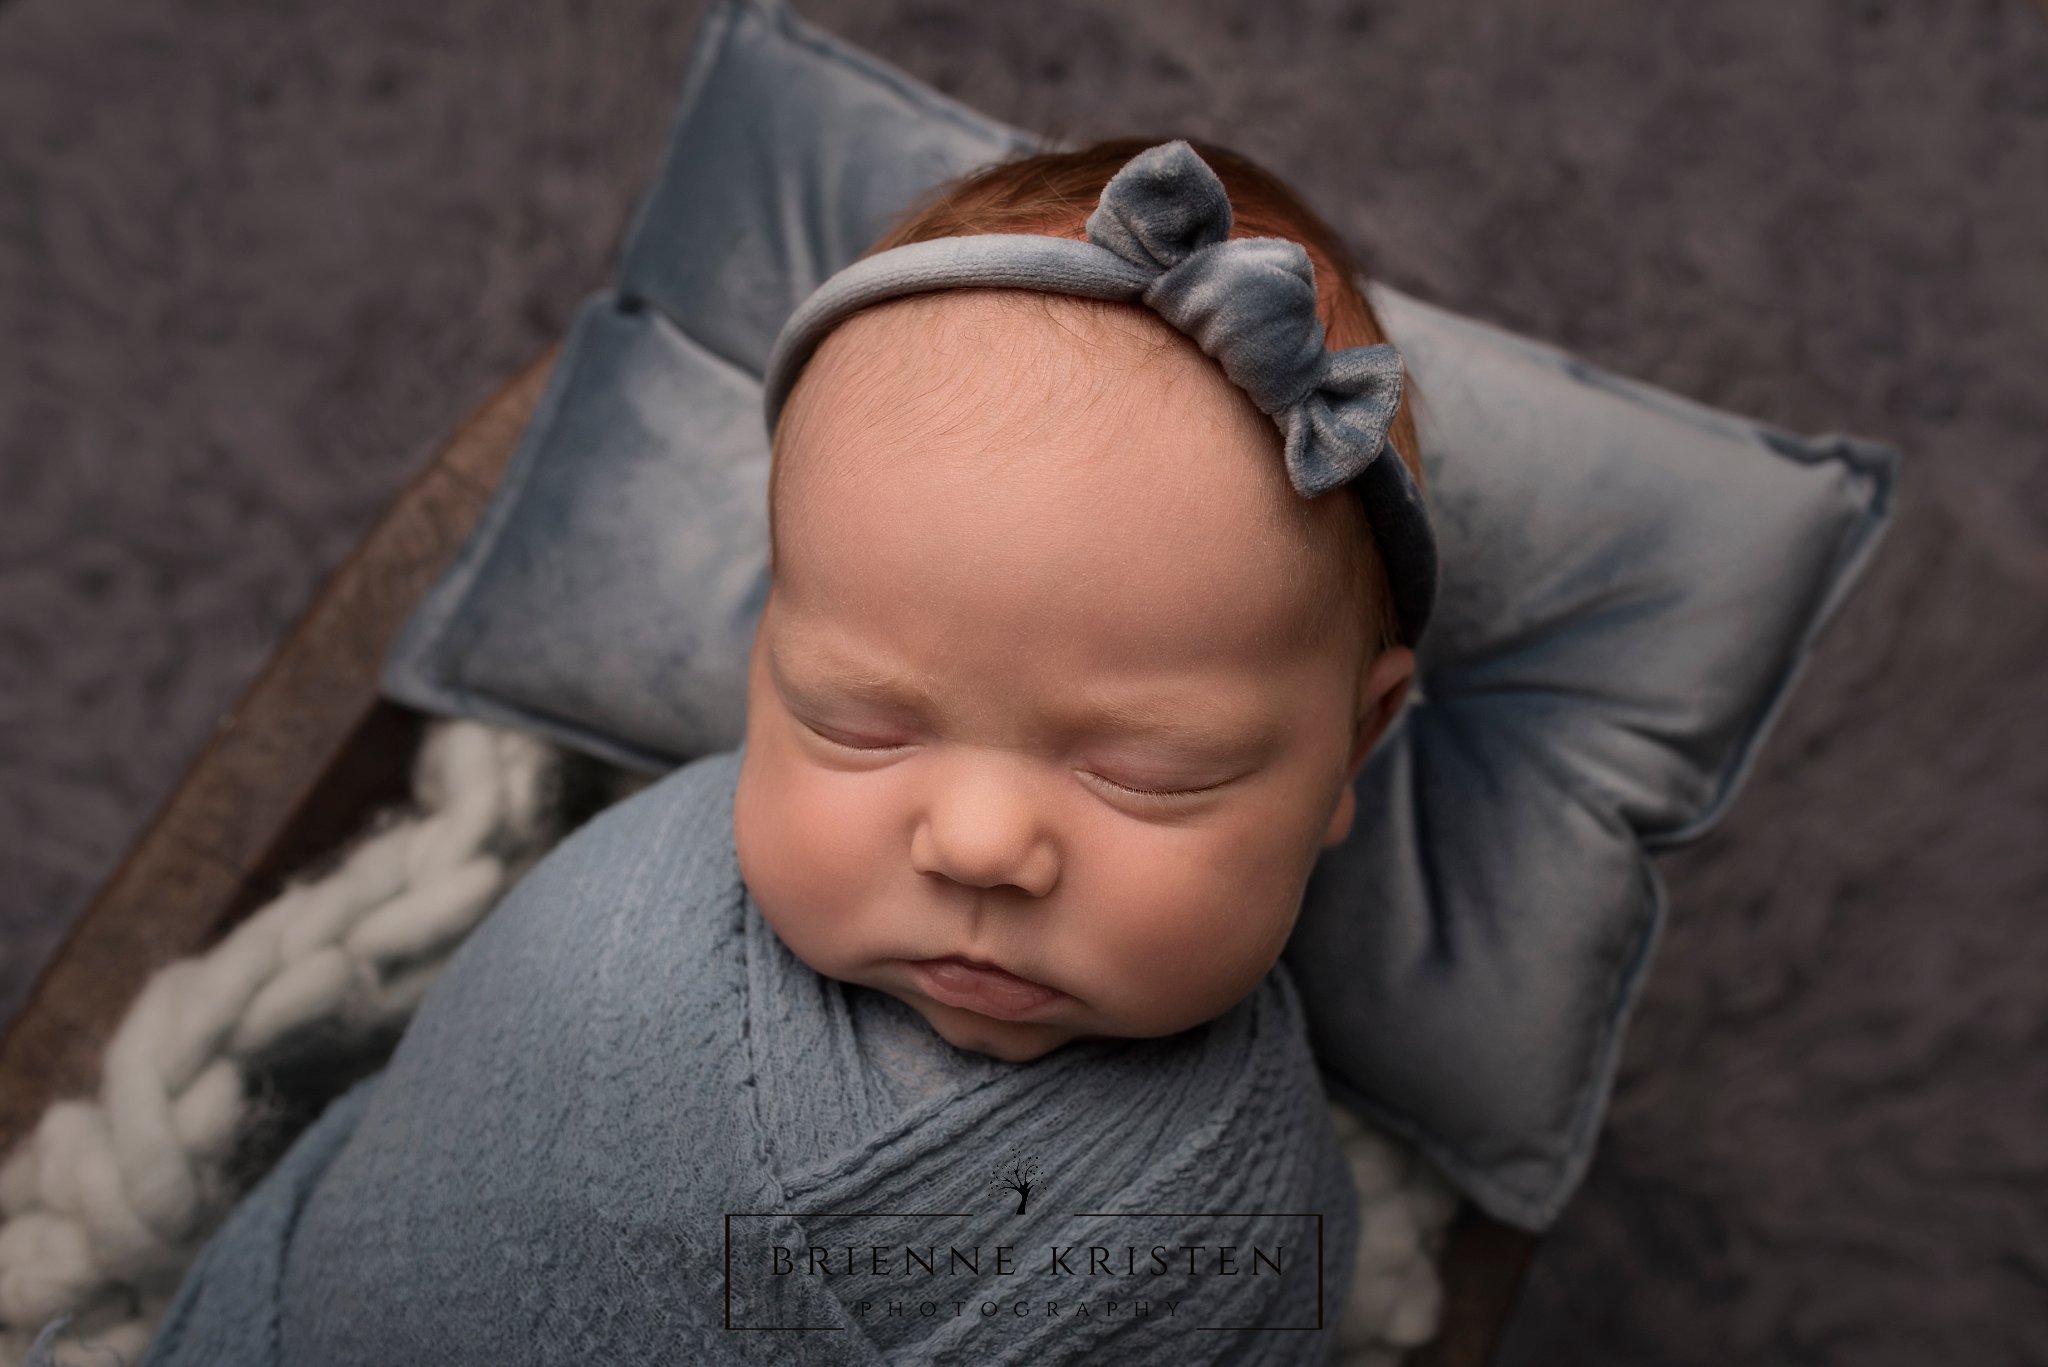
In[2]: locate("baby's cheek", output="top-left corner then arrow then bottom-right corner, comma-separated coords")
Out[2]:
1084,839 -> 1290,1036
736,759 -> 883,972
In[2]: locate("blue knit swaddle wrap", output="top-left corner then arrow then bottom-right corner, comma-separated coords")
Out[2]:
140,750 -> 1360,1365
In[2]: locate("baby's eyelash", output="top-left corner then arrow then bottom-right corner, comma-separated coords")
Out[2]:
1086,772 -> 1225,802
802,719 -> 906,753
801,719 -> 1221,801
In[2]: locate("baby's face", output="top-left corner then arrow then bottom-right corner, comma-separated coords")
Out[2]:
733,290 -> 1411,1064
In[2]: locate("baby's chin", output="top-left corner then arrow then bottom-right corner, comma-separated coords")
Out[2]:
895,990 -> 1095,1065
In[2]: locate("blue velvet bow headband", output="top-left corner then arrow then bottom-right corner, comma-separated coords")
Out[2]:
762,139 -> 1439,650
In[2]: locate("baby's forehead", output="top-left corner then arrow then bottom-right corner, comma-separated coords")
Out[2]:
772,291 -> 1355,667
780,290 -> 1292,510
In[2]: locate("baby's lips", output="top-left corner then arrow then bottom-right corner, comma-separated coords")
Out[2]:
910,956 -> 1067,1020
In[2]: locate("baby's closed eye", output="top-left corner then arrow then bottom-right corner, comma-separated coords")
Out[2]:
793,715 -> 1240,804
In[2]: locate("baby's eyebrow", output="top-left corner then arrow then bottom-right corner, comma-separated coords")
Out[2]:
771,640 -> 938,709
1063,693 -> 1273,754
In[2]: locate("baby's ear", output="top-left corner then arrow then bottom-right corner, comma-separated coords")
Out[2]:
1323,780 -> 1360,849
1325,646 -> 1415,847
1353,645 -> 1416,773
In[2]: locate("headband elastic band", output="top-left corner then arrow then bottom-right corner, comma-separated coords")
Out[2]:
761,139 -> 1439,650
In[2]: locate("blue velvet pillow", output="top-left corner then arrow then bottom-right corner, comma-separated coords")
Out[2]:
381,0 -> 1898,1230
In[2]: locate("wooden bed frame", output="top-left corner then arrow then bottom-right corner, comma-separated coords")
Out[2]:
0,351 -> 1538,1364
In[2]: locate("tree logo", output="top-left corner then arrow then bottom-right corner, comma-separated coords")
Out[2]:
989,1145 -> 1041,1216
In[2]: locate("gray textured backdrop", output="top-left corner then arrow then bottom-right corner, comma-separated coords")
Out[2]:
3,1 -> 2045,1362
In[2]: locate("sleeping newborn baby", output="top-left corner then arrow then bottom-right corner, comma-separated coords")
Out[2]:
133,139 -> 1436,1367
742,269 -> 1413,1071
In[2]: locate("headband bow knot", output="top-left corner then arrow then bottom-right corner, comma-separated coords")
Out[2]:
1084,143 -> 1407,499
762,139 -> 1438,648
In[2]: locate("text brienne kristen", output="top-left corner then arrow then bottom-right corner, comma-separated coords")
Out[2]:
770,1243 -> 1291,1278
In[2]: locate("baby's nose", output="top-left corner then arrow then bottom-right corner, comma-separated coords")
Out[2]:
909,757 -> 1061,898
